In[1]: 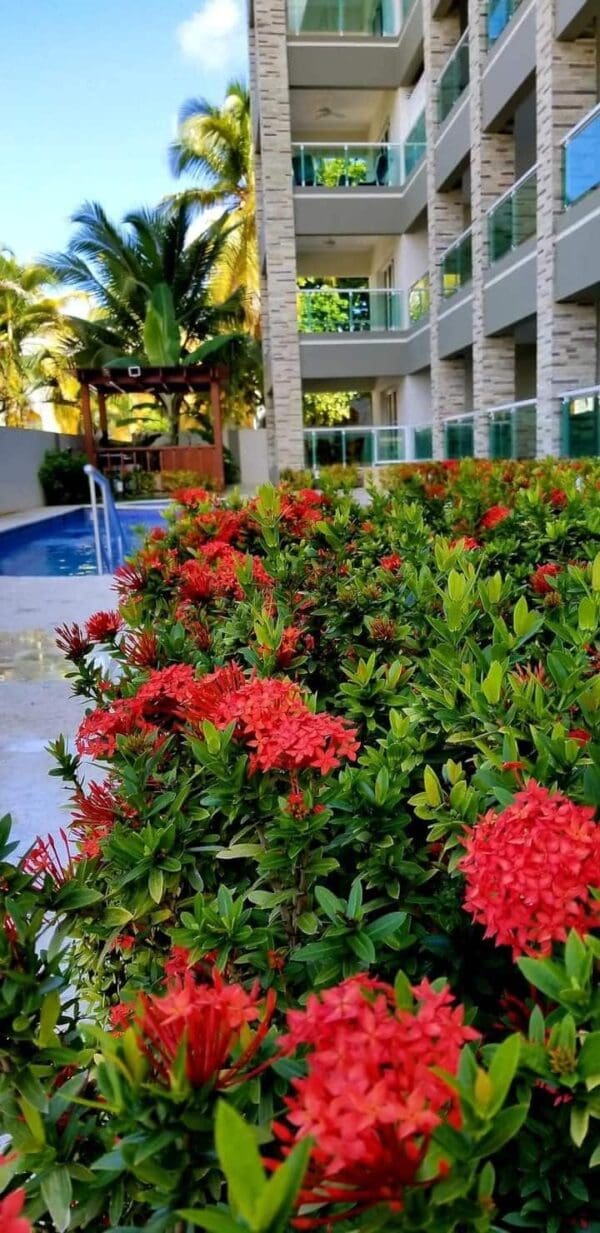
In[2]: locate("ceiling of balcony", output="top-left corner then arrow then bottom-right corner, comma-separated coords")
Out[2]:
290,88 -> 390,139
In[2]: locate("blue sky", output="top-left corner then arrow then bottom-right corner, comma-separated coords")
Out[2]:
0,0 -> 248,263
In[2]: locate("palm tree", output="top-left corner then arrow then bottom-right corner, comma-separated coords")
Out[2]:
0,251 -> 67,427
48,199 -> 244,443
169,80 -> 259,337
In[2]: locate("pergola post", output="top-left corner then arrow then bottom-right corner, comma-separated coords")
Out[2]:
210,376 -> 225,490
98,390 -> 108,438
81,382 -> 96,463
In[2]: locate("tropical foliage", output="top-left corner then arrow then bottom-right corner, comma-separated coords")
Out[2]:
2,459 -> 600,1232
0,250 -> 72,428
170,80 -> 259,338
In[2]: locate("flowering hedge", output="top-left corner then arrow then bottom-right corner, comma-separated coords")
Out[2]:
1,459 -> 600,1233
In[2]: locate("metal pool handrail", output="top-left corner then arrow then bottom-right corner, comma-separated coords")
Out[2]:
84,464 -> 125,575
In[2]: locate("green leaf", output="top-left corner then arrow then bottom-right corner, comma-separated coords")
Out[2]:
590,1142 -> 600,1167
148,868 -> 164,905
215,1101 -> 265,1224
37,990 -> 61,1048
41,1166 -> 73,1232
578,596 -> 597,632
517,957 -> 566,1002
365,911 -> 407,941
394,970 -> 414,1010
592,552 -> 600,593
347,878 -> 363,920
424,765 -> 442,807
487,1034 -> 521,1116
178,1213 -> 241,1233
570,1106 -> 589,1147
254,1138 -> 312,1233
579,1031 -> 600,1080
314,885 -> 342,922
347,931 -> 376,965
475,1103 -> 530,1157
143,283 -> 181,366
55,885 -> 104,911
482,661 -> 503,706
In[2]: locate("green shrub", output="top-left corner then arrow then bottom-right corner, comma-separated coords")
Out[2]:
38,448 -> 89,505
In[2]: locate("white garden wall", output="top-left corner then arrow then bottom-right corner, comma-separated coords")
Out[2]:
0,428 -> 84,515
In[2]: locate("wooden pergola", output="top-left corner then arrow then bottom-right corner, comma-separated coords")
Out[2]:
76,364 -> 226,489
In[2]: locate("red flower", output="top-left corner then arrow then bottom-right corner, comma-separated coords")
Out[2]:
460,781 -> 600,957
21,830 -> 75,887
85,610 -> 124,642
530,564 -> 561,595
548,488 -> 568,509
172,487 -> 213,507
0,1188 -> 31,1233
133,968 -> 275,1089
479,505 -> 512,530
188,666 -> 360,777
379,554 -> 402,573
450,537 -> 480,551
112,934 -> 135,952
113,562 -> 147,595
121,629 -> 160,668
568,728 -> 591,746
275,976 -> 477,1214
55,622 -> 92,661
76,664 -> 199,758
70,779 -> 130,858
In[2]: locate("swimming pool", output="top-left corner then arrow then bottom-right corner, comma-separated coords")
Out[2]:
0,506 -> 169,577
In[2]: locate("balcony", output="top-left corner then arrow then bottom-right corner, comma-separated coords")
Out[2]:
292,142 -> 403,188
488,167 -> 536,263
286,0 -> 424,89
488,400 -> 536,459
298,285 -> 431,380
288,0 -> 402,37
438,30 -> 470,126
563,103 -> 600,208
292,133 -> 428,235
441,227 -> 472,298
486,0 -> 523,47
304,425 -> 407,469
444,414 -> 474,458
298,287 -> 405,332
561,386 -> 600,457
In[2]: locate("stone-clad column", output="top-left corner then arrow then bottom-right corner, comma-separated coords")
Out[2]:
251,0 -> 305,474
536,8 -> 597,456
423,1 -> 467,458
468,1 -> 516,457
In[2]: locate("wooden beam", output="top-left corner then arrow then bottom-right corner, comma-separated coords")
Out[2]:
97,390 -> 108,437
210,379 -> 225,491
81,383 -> 96,463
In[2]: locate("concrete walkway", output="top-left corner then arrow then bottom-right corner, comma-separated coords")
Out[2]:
0,575 -> 114,852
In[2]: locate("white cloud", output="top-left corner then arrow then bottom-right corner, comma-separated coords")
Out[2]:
177,0 -> 245,71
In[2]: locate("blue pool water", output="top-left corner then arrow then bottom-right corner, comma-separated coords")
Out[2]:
0,506 -> 169,577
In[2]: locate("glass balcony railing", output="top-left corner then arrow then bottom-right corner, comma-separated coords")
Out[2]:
441,227 -> 472,298
444,415 -> 474,459
292,142 -> 403,187
438,29 -> 470,125
486,0 -> 523,47
408,275 -> 430,323
298,287 -> 404,332
304,425 -> 407,469
488,166 -> 537,263
488,401 -> 537,459
563,103 -> 600,208
561,386 -> 600,458
413,425 -> 433,459
287,0 -> 402,36
404,110 -> 427,178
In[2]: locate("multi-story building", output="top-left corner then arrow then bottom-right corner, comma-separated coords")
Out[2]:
249,0 -> 600,475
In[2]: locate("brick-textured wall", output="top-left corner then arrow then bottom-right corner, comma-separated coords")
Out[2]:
469,0 -> 517,457
536,10 -> 597,455
252,0 -> 305,474
423,0 -> 467,457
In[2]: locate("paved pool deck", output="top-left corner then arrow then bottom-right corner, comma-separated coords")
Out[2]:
0,559 -> 115,853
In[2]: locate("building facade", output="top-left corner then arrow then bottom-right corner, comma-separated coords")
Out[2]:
249,0 -> 600,475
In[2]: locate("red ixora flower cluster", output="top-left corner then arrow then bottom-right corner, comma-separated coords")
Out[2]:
85,610 -> 124,642
0,1186 -> 31,1233
479,505 -> 512,531
379,553 -> 403,573
188,663 -> 359,776
530,563 -> 562,595
450,536 -> 480,551
460,780 -> 600,958
126,960 -> 275,1089
76,664 -> 199,758
21,830 -> 75,887
274,975 -> 478,1215
178,543 -> 273,604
